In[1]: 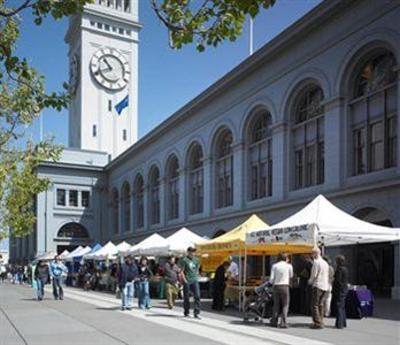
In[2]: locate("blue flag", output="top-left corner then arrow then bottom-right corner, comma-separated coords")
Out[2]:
115,95 -> 129,115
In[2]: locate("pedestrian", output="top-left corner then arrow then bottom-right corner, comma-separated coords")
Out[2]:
212,261 -> 230,311
308,247 -> 330,329
164,256 -> 181,309
49,255 -> 68,300
34,260 -> 50,301
298,254 -> 313,315
179,247 -> 201,319
228,257 -> 239,280
270,253 -> 293,328
323,256 -> 334,317
333,255 -> 349,329
118,255 -> 138,311
138,256 -> 152,309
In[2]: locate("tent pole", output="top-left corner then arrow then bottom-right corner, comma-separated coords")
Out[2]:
262,255 -> 266,281
238,250 -> 242,312
243,247 -> 248,314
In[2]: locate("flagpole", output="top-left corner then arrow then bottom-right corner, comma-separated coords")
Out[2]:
39,113 -> 44,142
249,16 -> 254,56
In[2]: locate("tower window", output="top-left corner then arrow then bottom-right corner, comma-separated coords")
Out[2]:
69,190 -> 78,207
112,26 -> 117,32
123,129 -> 127,141
81,191 -> 90,208
108,100 -> 112,112
56,189 -> 66,206
92,125 -> 97,137
105,24 -> 110,31
90,21 -> 95,26
97,22 -> 103,29
119,28 -> 124,35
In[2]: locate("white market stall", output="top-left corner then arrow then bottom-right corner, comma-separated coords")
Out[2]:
128,233 -> 169,257
64,246 -> 92,262
59,250 -> 70,260
116,241 -> 132,255
85,241 -> 118,261
246,194 -> 400,249
166,227 -> 207,255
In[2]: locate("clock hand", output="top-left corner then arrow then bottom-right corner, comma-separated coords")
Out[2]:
104,58 -> 112,70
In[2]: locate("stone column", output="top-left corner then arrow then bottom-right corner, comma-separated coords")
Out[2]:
392,242 -> 400,300
271,122 -> 288,201
232,141 -> 245,211
178,168 -> 187,222
159,177 -> 166,227
143,183 -> 149,232
203,156 -> 213,217
322,96 -> 344,190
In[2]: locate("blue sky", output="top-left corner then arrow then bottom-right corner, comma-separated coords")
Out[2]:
18,0 -> 322,145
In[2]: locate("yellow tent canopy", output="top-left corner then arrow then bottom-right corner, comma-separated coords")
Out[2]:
196,214 -> 270,256
196,214 -> 314,256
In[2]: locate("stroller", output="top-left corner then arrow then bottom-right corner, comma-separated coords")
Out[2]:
243,281 -> 273,323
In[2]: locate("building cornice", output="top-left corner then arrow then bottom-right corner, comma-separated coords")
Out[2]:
38,161 -> 105,172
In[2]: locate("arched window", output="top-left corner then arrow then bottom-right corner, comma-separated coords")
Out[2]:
58,222 -> 89,239
133,175 -> 144,228
166,155 -> 179,220
350,50 -> 397,175
215,129 -> 233,208
149,166 -> 160,225
248,110 -> 273,200
292,84 -> 325,189
188,143 -> 204,215
121,182 -> 131,232
111,188 -> 119,234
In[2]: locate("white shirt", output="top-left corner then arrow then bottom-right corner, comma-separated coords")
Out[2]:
270,261 -> 293,286
228,261 -> 239,278
308,256 -> 330,291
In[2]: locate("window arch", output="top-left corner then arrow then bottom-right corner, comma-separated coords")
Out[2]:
349,50 -> 397,175
166,155 -> 180,220
133,174 -> 144,228
149,166 -> 160,225
111,188 -> 119,234
214,129 -> 233,208
188,143 -> 204,215
121,182 -> 131,232
247,109 -> 273,200
57,222 -> 89,239
291,84 -> 325,189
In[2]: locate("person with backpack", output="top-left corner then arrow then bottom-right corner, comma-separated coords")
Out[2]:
333,255 -> 349,329
34,260 -> 50,301
118,255 -> 139,310
164,256 -> 181,309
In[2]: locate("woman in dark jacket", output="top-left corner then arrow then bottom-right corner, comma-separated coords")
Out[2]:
212,261 -> 230,311
34,260 -> 50,301
333,255 -> 349,329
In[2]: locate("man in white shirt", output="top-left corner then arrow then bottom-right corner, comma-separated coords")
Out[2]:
228,258 -> 239,280
270,253 -> 293,328
308,247 -> 330,329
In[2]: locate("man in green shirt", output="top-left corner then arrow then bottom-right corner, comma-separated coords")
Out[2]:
179,247 -> 201,318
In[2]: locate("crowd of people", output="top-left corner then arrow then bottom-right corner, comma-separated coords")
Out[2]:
268,248 -> 349,330
3,246 -> 351,329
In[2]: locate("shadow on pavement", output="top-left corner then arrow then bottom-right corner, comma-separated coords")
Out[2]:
96,306 -> 121,311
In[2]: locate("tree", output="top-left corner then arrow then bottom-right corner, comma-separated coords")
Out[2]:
151,0 -> 276,51
0,0 -> 93,239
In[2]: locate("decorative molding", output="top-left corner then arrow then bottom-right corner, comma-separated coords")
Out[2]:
321,96 -> 345,112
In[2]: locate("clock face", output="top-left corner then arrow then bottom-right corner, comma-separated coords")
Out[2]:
90,48 -> 130,90
69,54 -> 79,95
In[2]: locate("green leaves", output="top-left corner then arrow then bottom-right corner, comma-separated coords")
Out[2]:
152,0 -> 277,51
0,0 -> 91,239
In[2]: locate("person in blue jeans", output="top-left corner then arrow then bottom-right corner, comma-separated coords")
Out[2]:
34,260 -> 50,301
118,255 -> 138,311
137,257 -> 152,309
49,255 -> 68,300
179,247 -> 201,319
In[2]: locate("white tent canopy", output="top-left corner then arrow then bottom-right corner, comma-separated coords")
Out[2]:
166,227 -> 207,255
247,195 -> 400,247
86,241 -> 118,260
116,241 -> 132,254
64,246 -> 92,262
59,250 -> 70,259
128,233 -> 169,256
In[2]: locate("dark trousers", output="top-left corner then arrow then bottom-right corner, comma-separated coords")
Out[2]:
334,290 -> 347,329
271,285 -> 290,327
52,276 -> 64,299
311,287 -> 327,327
212,283 -> 225,311
183,281 -> 200,316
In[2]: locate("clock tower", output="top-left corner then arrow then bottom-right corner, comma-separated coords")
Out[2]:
65,0 -> 140,159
